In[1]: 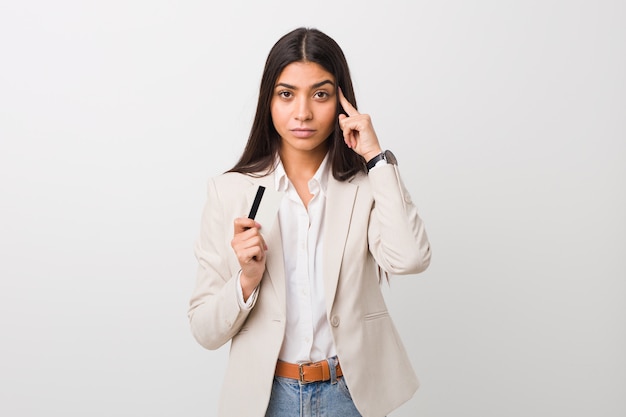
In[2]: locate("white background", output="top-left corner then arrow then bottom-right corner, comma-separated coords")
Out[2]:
1,1 -> 624,416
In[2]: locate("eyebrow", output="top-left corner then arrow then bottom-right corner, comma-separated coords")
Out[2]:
275,79 -> 335,90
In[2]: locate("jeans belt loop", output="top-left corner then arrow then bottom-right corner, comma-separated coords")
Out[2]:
327,357 -> 338,385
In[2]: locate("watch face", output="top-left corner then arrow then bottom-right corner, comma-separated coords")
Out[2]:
384,150 -> 398,165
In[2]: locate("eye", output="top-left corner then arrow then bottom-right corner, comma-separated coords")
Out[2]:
278,91 -> 292,99
314,91 -> 329,99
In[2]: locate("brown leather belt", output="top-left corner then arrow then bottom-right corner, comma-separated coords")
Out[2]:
275,359 -> 343,384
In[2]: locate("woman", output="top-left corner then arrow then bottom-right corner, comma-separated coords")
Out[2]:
189,27 -> 431,417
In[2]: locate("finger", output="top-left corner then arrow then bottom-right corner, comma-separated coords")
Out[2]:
232,226 -> 268,254
234,217 -> 259,234
232,237 -> 266,265
246,233 -> 268,251
338,113 -> 348,132
338,87 -> 359,117
240,246 -> 265,263
338,115 -> 353,148
233,228 -> 265,248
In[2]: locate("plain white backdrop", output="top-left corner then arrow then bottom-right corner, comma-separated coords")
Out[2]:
1,1 -> 624,416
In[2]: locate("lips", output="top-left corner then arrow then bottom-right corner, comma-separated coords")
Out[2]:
290,128 -> 316,138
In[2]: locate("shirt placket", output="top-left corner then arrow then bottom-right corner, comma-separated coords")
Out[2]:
296,203 -> 314,358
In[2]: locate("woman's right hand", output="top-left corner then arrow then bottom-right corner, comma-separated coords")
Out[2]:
231,217 -> 267,300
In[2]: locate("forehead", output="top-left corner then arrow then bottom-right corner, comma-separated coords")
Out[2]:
275,61 -> 335,86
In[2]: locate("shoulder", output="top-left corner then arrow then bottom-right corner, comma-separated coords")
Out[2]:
209,171 -> 256,190
205,171 -> 270,202
345,170 -> 371,193
348,170 -> 369,185
201,172 -> 268,219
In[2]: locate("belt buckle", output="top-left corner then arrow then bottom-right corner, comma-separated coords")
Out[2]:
298,362 -> 313,384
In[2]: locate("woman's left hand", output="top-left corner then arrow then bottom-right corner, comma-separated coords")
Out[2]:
338,88 -> 383,163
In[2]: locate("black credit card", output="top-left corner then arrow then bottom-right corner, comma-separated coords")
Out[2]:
248,186 -> 265,220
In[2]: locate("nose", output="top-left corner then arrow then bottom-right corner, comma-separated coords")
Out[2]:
295,97 -> 313,121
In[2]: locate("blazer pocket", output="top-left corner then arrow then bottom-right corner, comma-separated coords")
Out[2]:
364,310 -> 389,321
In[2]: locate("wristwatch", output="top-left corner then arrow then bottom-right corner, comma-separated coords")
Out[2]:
366,150 -> 397,172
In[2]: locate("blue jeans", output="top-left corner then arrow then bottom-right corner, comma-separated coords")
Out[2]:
265,357 -> 362,417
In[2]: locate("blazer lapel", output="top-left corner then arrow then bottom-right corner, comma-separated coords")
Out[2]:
248,174 -> 286,315
264,216 -> 286,315
323,176 -> 359,312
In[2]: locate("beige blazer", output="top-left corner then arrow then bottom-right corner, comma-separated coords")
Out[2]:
189,163 -> 431,417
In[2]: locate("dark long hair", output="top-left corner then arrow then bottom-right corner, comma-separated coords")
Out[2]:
227,27 -> 366,181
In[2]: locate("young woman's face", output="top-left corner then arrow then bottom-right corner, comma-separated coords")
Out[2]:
271,61 -> 337,157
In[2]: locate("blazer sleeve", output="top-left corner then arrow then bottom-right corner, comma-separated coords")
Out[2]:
188,177 -> 256,350
366,163 -> 431,275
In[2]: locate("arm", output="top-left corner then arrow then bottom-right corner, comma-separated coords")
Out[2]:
188,177 -> 264,350
367,163 -> 431,275
338,89 -> 431,275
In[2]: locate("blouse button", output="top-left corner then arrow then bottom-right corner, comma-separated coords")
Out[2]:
330,316 -> 340,327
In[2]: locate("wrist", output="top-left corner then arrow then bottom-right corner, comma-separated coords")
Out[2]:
240,273 -> 259,300
363,148 -> 383,164
366,150 -> 398,172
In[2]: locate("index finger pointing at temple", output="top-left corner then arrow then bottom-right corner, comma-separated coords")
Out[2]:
338,87 -> 359,117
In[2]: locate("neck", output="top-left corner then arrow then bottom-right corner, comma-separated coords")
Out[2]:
279,146 -> 328,181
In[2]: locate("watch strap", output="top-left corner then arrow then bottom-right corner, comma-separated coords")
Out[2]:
366,152 -> 385,172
